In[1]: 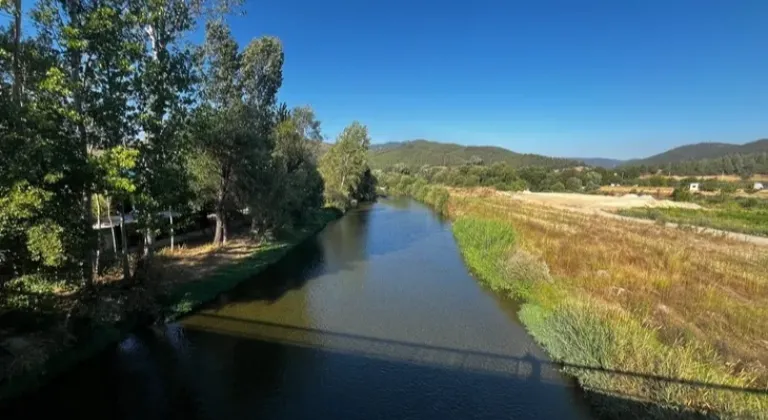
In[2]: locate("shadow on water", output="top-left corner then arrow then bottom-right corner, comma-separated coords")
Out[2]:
209,198 -> 445,307
2,318 -> 760,419
2,199 -> 764,419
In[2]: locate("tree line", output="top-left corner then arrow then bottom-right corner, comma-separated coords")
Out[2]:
619,152 -> 768,178
379,162 -> 608,193
0,1 -> 373,293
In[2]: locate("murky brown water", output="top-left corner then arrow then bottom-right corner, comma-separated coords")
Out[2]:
2,198 -> 593,419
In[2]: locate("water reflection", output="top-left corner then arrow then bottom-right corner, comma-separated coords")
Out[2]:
0,198 -> 594,420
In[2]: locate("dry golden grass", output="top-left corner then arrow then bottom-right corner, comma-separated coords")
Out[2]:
448,189 -> 768,378
599,185 -> 675,197
150,236 -> 265,286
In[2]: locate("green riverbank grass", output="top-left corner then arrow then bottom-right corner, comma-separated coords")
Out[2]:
0,208 -> 340,402
448,191 -> 767,419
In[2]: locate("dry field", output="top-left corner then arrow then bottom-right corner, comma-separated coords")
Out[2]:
505,190 -> 700,211
448,188 -> 768,417
600,185 -> 768,198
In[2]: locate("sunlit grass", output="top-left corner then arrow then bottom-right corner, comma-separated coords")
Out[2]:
446,189 -> 768,418
619,207 -> 768,237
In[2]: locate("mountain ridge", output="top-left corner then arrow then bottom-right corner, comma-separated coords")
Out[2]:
367,139 -> 581,169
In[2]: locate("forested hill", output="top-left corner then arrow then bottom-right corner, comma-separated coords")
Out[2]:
368,140 -> 581,169
625,139 -> 768,166
576,158 -> 625,168
619,139 -> 768,176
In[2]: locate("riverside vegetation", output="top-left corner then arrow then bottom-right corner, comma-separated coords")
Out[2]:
380,174 -> 768,419
0,1 -> 375,397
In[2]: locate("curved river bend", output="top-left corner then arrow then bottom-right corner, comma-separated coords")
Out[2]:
3,198 -> 593,420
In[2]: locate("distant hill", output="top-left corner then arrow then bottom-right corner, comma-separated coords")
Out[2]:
575,158 -> 625,168
367,140 -> 581,169
625,139 -> 768,166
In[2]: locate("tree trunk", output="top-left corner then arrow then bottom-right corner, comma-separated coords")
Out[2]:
213,211 -> 223,245
120,209 -> 130,283
168,207 -> 174,251
94,195 -> 101,276
11,0 -> 21,104
222,212 -> 228,244
213,184 -> 227,245
143,228 -> 153,257
107,198 -> 117,252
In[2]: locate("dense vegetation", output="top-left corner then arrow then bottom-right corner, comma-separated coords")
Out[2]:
378,162 -> 610,193
368,139 -> 580,169
0,0 -> 373,389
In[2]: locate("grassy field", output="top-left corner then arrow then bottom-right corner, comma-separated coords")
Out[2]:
618,205 -> 768,237
447,189 -> 768,419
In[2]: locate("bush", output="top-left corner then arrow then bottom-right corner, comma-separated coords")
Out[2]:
550,182 -> 566,192
671,188 -> 692,202
502,250 -> 551,299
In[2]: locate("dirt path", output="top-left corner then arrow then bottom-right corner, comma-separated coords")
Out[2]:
498,191 -> 768,247
593,209 -> 768,247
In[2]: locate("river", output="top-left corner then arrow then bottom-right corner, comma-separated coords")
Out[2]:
2,198 -> 593,419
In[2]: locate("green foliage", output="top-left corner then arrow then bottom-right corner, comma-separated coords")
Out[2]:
452,217 -> 518,292
378,173 -> 450,214
26,222 -> 65,267
0,0 -> 366,394
319,121 -> 372,209
565,176 -> 583,191
671,187 -> 693,202
369,139 -> 580,169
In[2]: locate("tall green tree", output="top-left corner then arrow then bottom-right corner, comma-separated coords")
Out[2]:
319,121 -> 371,208
193,21 -> 284,244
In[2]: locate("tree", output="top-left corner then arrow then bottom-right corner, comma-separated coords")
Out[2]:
193,21 -> 284,244
131,0 -> 198,263
566,177 -> 583,191
93,146 -> 138,281
319,122 -> 371,208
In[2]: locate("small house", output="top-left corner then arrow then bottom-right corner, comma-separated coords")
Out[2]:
754,182 -> 765,191
689,183 -> 700,192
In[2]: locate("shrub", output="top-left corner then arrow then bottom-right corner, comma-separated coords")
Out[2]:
671,188 -> 692,202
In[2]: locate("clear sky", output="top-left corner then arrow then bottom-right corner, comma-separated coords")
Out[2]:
6,1 -> 767,159
217,0 -> 767,159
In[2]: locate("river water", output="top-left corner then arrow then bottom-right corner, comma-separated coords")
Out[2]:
2,198 -> 593,419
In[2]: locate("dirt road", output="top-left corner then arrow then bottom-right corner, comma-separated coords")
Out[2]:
500,191 -> 768,247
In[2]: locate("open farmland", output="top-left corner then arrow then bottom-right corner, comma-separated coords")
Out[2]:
447,188 -> 768,418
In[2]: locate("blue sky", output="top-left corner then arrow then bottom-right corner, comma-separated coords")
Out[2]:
218,0 -> 768,159
7,1 -> 768,159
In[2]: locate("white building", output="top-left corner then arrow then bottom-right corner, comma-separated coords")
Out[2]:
689,182 -> 700,192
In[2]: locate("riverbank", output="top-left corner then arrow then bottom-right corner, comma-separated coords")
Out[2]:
0,208 -> 341,402
388,184 -> 767,419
